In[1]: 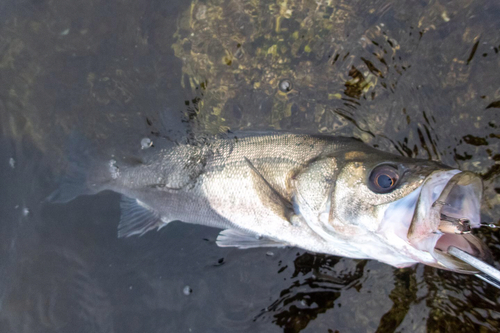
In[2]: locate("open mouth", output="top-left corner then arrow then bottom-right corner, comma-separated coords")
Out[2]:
407,170 -> 493,273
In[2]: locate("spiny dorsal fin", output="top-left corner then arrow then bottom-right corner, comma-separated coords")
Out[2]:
216,229 -> 288,249
118,196 -> 167,238
244,157 -> 295,222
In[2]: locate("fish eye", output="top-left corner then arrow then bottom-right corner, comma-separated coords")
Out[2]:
368,165 -> 400,193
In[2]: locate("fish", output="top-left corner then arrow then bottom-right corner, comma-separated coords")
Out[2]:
49,133 -> 493,274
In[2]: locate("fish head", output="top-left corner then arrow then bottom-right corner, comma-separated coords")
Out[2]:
293,147 -> 492,273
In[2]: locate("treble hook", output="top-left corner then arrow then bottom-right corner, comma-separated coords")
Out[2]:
437,213 -> 500,234
438,214 -> 472,234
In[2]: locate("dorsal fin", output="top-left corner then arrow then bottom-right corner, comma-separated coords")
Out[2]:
118,196 -> 167,237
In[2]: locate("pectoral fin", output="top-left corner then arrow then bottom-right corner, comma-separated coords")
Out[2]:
216,229 -> 288,249
244,157 -> 295,222
118,196 -> 168,238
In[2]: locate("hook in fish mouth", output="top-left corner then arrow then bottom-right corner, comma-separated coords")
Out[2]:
408,170 -> 493,273
437,211 -> 472,234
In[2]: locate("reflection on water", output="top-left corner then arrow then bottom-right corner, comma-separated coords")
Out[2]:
255,254 -> 366,332
1,0 -> 500,332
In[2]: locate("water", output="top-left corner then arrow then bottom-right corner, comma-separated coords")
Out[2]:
1,0 -> 499,332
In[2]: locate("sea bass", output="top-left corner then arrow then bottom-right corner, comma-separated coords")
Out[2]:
49,133 -> 492,273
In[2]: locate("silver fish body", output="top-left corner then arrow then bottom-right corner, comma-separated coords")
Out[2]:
51,133 -> 492,274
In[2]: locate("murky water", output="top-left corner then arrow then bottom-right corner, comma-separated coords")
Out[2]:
1,0 -> 499,332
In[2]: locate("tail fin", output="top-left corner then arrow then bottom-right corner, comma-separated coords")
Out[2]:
47,134 -> 111,203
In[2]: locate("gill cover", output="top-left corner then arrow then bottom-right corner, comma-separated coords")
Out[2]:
292,158 -> 338,239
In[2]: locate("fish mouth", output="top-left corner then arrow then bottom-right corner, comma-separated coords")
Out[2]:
407,170 -> 493,273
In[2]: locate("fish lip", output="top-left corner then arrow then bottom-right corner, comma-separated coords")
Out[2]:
407,170 -> 492,273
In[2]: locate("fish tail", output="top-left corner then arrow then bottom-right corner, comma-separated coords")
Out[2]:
46,134 -> 113,203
